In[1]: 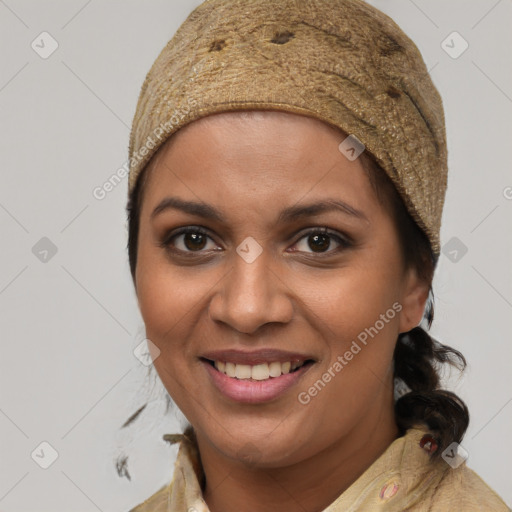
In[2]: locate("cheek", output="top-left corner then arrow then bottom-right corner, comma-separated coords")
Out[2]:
136,229 -> 201,334
135,242 -> 224,402
137,270 -> 191,337
296,260 -> 402,406
307,258 -> 402,339
136,260 -> 206,419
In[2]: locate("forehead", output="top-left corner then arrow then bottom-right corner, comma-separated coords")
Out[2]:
140,111 -> 381,218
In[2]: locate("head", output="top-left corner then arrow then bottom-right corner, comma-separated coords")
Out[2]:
121,0 -> 469,474
125,110 -> 439,466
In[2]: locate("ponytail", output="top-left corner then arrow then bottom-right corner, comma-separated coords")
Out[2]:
393,324 -> 469,459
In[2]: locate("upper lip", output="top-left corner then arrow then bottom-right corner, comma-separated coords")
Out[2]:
200,349 -> 315,366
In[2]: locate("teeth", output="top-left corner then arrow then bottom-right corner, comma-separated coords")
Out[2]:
252,363 -> 270,380
269,361 -> 282,377
235,364 -> 252,379
225,362 -> 236,377
213,360 -> 305,380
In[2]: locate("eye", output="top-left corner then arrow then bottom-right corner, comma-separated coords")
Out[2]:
291,228 -> 351,255
161,226 -> 352,257
161,226 -> 220,254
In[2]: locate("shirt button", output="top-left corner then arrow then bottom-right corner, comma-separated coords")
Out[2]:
379,481 -> 399,500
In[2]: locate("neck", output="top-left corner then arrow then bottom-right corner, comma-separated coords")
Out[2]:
195,385 -> 400,512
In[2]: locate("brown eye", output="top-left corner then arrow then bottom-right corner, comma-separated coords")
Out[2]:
307,233 -> 331,252
293,228 -> 351,255
182,232 -> 207,251
161,227 -> 218,254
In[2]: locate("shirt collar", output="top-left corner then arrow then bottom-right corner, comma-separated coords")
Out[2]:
155,424 -> 448,511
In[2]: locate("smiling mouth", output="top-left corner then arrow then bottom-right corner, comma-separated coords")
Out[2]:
201,358 -> 315,381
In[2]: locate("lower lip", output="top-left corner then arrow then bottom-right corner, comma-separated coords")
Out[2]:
202,360 -> 313,404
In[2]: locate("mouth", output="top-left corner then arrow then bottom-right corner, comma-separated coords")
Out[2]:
199,351 -> 316,404
201,358 -> 314,381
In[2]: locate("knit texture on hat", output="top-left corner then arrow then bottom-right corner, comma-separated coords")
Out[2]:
128,0 -> 448,255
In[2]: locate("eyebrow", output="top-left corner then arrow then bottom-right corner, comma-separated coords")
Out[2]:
151,197 -> 368,223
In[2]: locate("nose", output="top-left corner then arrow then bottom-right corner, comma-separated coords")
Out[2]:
208,246 -> 294,335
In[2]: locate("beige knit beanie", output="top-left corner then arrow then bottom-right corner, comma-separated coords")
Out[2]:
128,0 -> 447,256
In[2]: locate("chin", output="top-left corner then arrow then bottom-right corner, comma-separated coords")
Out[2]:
194,414 -> 320,468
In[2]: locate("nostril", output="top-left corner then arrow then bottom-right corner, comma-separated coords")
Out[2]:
209,39 -> 226,52
270,31 -> 295,45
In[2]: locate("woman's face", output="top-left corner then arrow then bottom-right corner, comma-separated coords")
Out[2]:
135,111 -> 427,467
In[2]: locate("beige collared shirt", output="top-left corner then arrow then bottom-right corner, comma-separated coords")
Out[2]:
129,425 -> 509,511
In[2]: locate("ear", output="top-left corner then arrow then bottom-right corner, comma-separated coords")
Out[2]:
398,267 -> 430,334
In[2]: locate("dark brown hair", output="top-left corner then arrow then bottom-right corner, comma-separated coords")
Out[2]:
119,123 -> 468,478
359,151 -> 469,459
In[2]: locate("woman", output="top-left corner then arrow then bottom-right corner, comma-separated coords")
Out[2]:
124,0 -> 509,510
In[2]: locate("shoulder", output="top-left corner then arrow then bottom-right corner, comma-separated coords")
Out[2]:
127,483 -> 170,512
374,427 -> 509,511
426,462 -> 509,511
128,428 -> 201,511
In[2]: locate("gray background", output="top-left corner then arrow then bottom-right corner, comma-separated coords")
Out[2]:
0,0 -> 511,510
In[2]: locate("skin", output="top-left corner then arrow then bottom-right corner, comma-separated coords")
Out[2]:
134,111 -> 429,512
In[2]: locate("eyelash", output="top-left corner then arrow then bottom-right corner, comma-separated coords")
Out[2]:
160,226 -> 352,258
